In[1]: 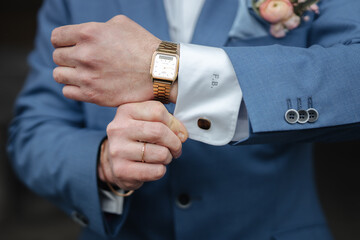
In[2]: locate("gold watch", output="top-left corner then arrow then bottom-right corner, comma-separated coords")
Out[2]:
150,41 -> 180,104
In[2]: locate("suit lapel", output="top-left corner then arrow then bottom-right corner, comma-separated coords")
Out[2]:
191,0 -> 238,46
119,0 -> 171,41
119,0 -> 239,46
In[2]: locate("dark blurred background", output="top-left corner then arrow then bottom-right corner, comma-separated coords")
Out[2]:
0,1 -> 359,239
0,1 -> 81,239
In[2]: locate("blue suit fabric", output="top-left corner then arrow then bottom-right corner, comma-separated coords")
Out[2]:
7,0 -> 360,239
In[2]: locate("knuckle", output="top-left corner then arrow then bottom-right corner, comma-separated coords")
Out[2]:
151,102 -> 167,120
79,72 -> 98,88
51,28 -> 60,45
157,147 -> 170,163
53,67 -> 61,82
77,47 -> 92,64
62,86 -> 71,98
108,144 -> 119,160
77,72 -> 90,86
174,140 -> 182,154
78,47 -> 102,68
78,23 -> 98,40
115,107 -> 128,120
52,49 -> 62,65
106,121 -> 116,135
153,165 -> 167,180
116,104 -> 127,113
148,123 -> 166,140
111,15 -> 128,24
107,119 -> 129,137
117,104 -> 134,117
83,89 -> 98,103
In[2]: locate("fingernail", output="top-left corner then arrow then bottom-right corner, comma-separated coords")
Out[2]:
178,132 -> 185,142
175,149 -> 182,159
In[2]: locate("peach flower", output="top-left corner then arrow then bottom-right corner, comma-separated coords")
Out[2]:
270,23 -> 287,38
259,0 -> 294,23
283,13 -> 301,30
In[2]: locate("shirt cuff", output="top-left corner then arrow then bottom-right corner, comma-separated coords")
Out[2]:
174,43 -> 248,146
100,189 -> 124,215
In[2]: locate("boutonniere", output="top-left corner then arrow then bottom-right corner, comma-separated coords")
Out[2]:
252,0 -> 320,38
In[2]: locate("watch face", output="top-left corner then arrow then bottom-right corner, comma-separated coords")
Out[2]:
152,53 -> 178,80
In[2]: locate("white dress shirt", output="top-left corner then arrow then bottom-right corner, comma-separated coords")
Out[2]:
101,0 -> 248,214
165,0 -> 248,145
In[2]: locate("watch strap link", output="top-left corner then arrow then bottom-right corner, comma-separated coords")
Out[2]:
153,80 -> 171,104
157,41 -> 179,55
152,41 -> 179,104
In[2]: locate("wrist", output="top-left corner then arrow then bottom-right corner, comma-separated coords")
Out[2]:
169,81 -> 178,103
150,41 -> 180,104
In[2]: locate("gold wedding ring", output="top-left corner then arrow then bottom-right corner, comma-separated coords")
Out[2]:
141,143 -> 146,163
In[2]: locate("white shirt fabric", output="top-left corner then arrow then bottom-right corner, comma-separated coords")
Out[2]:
101,0 -> 248,214
100,188 -> 125,213
165,0 -> 248,145
163,0 -> 205,44
174,44 -> 243,145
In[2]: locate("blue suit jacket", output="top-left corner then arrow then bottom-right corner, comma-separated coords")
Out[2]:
7,0 -> 360,239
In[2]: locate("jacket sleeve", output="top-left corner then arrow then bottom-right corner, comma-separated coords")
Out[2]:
223,0 -> 360,145
7,0 -> 128,237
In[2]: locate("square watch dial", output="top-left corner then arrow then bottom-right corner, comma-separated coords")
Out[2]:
152,53 -> 178,80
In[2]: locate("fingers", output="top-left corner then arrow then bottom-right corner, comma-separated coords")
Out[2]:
125,101 -> 188,142
62,85 -> 84,101
53,67 -> 78,85
167,114 -> 188,143
109,160 -> 167,191
117,141 -> 172,165
99,139 -> 144,190
112,160 -> 167,184
102,100 -> 190,191
52,22 -> 103,48
124,120 -> 183,158
106,150 -> 169,191
51,24 -> 82,48
140,143 -> 172,164
53,47 -> 78,67
103,139 -> 168,190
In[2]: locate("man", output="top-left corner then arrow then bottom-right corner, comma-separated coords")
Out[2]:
7,0 -> 360,239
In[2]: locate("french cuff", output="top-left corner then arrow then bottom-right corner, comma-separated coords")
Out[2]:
174,43 -> 247,146
100,189 -> 125,215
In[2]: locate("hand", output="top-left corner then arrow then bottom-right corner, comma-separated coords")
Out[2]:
98,101 -> 188,190
51,15 -> 166,107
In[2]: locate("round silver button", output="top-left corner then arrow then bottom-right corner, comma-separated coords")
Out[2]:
285,109 -> 299,124
307,108 -> 319,123
297,109 -> 309,124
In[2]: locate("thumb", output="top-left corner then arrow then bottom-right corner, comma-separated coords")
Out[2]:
167,114 -> 188,143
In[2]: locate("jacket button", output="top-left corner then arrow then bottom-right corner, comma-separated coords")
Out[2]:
307,108 -> 319,123
197,118 -> 211,130
285,109 -> 299,124
176,194 -> 191,209
297,109 -> 309,124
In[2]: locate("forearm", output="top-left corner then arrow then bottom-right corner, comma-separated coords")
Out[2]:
6,0 -> 131,236
174,0 -> 360,145
7,114 -> 112,233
